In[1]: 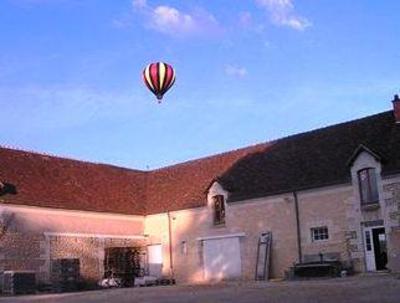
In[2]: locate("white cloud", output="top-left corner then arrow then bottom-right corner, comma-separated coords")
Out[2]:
150,6 -> 197,35
130,2 -> 221,37
256,0 -> 311,31
225,65 -> 248,78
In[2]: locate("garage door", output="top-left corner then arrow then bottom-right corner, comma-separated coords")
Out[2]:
203,237 -> 241,281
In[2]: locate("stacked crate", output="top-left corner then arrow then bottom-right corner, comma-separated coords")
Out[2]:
2,271 -> 36,295
51,258 -> 80,292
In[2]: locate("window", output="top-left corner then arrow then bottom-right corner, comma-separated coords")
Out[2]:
365,231 -> 372,251
213,195 -> 225,225
358,168 -> 379,205
311,226 -> 329,242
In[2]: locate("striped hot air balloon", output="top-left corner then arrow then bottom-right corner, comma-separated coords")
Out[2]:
143,62 -> 175,103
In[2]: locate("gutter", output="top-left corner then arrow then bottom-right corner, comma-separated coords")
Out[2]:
293,191 -> 302,264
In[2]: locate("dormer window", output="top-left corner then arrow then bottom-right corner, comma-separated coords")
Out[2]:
358,168 -> 379,205
212,195 -> 225,225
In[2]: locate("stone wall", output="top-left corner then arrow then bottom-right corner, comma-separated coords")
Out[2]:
383,178 -> 400,228
382,177 -> 400,272
145,183 -> 358,283
298,186 -> 354,268
0,204 -> 147,285
2,173 -> 400,286
49,236 -> 146,284
0,231 -> 147,285
0,232 -> 45,275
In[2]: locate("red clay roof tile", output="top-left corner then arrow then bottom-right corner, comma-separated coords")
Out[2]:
0,148 -> 147,215
0,143 -> 266,215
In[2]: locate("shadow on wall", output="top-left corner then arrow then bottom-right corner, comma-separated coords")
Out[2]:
0,210 -> 50,284
0,210 -> 15,240
169,209 -> 210,283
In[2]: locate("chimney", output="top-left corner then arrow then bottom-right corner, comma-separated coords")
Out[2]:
393,94 -> 400,123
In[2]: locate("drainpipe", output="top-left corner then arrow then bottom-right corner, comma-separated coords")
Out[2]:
167,211 -> 174,280
293,191 -> 302,264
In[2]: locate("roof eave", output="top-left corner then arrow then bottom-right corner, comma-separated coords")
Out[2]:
227,179 -> 352,204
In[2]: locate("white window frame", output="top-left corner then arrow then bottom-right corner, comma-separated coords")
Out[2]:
311,226 -> 329,242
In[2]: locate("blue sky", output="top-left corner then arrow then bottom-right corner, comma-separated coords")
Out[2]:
0,0 -> 399,169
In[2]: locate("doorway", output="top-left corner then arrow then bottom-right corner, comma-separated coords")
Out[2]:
363,226 -> 387,271
147,244 -> 163,278
104,247 -> 142,287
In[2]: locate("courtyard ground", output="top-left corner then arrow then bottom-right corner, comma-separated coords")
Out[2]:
1,274 -> 399,303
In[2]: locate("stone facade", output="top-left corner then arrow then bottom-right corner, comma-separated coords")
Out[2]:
1,154 -> 399,285
149,183 -> 368,283
143,165 -> 400,283
49,236 -> 145,283
0,232 -> 45,274
383,177 -> 400,272
298,186 -> 354,268
0,205 -> 146,285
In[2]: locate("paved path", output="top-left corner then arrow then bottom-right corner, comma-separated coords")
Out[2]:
1,274 -> 399,303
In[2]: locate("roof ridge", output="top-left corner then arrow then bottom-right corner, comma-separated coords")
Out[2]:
0,144 -> 146,173
269,110 -> 393,144
151,111 -> 392,172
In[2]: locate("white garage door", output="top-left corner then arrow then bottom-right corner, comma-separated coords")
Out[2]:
203,237 -> 241,281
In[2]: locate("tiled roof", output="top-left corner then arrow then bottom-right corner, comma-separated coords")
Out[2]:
0,143 -> 266,215
218,111 -> 400,202
0,148 -> 147,215
1,110 -> 399,215
145,144 -> 268,214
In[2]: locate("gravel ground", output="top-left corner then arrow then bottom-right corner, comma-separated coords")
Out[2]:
1,274 -> 399,303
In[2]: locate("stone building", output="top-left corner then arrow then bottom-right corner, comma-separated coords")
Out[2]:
0,97 -> 399,285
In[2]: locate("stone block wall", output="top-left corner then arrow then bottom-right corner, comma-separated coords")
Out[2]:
146,192 -> 299,283
298,186 -> 353,267
0,232 -> 147,285
145,183 -> 366,284
0,205 -> 147,286
382,177 -> 400,272
49,236 -> 146,284
0,232 -> 46,277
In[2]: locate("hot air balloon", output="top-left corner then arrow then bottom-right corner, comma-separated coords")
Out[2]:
143,62 -> 175,103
